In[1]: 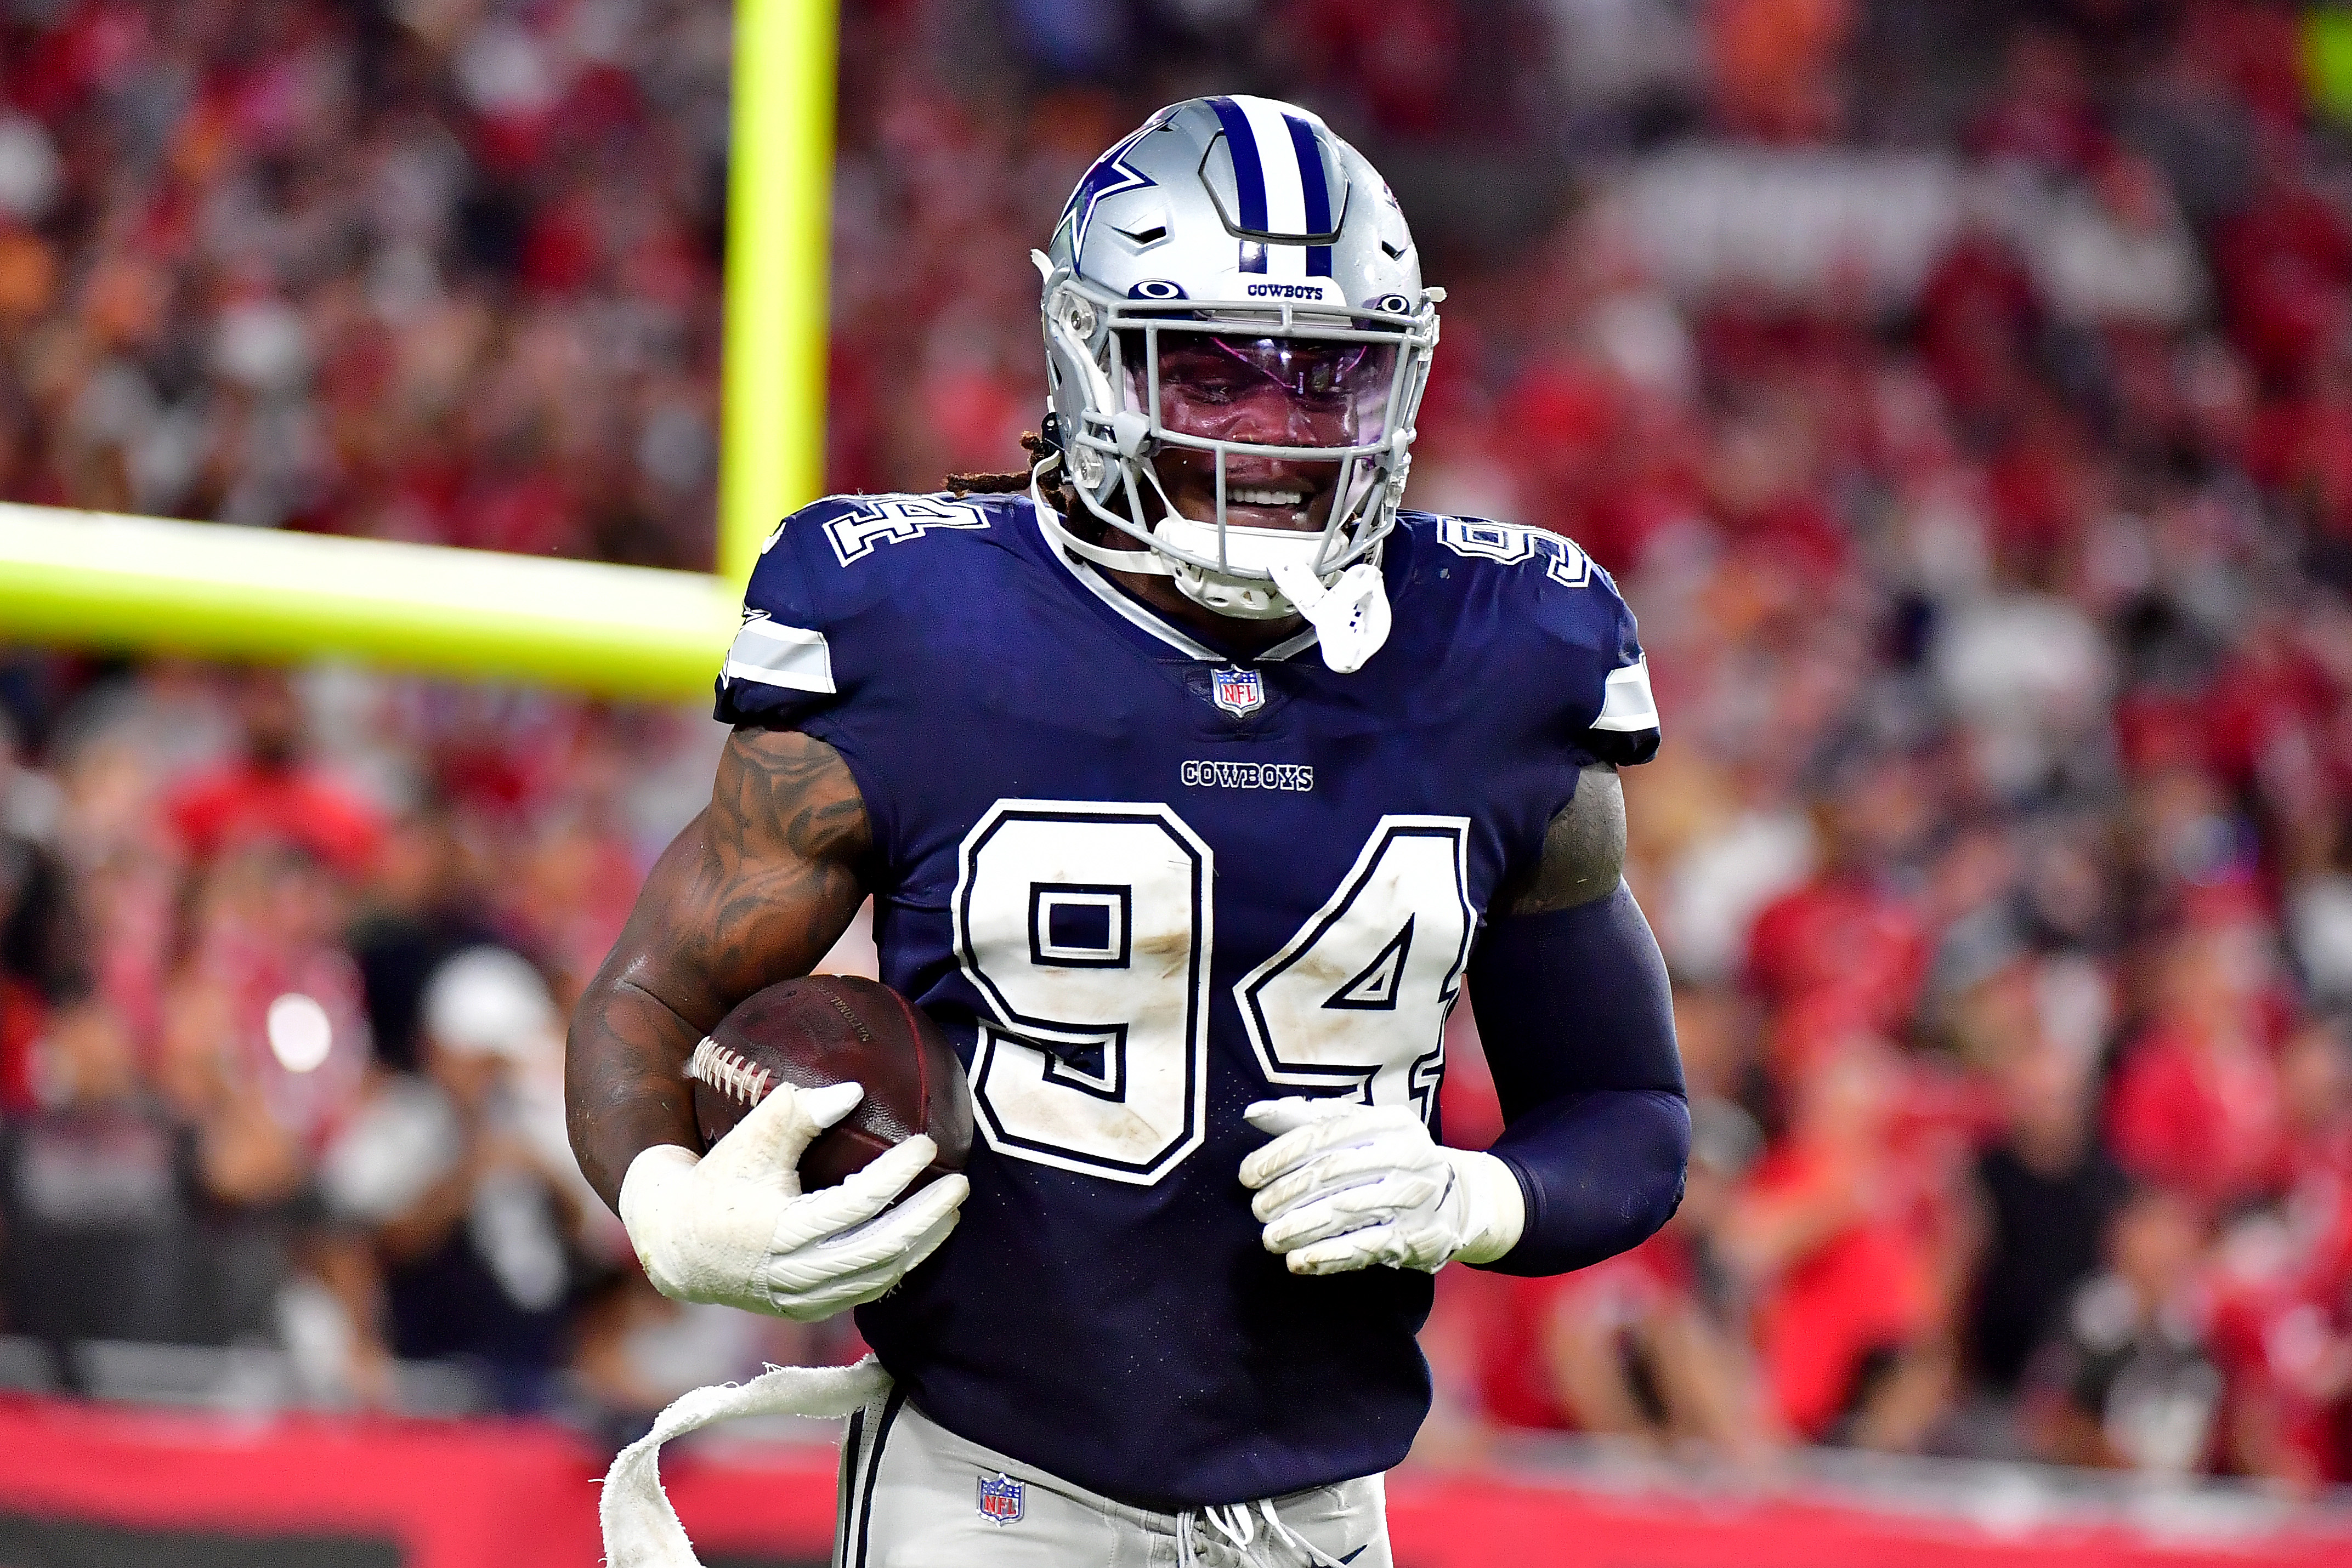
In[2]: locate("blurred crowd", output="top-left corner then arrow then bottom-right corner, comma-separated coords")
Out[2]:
8,0 -> 2352,1495
0,661 -> 784,1431
1408,0 -> 2352,1494
0,0 -> 729,564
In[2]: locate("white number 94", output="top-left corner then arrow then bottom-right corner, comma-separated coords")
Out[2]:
954,803 -> 1472,1185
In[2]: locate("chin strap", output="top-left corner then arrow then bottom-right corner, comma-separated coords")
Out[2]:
1032,472 -> 1177,575
1269,559 -> 1391,674
1032,474 -> 1394,672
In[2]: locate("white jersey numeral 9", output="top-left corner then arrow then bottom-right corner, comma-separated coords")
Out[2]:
954,802 -> 1471,1185
955,803 -> 1214,1185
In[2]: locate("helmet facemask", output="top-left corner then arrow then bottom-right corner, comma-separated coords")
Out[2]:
1035,268 -> 1438,667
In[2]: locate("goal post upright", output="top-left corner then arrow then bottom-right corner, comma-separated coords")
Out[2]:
718,0 -> 839,588
0,0 -> 835,697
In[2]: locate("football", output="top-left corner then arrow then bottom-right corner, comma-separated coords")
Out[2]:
688,974 -> 973,1192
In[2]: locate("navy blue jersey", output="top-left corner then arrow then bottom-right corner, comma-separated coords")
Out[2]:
713,492 -> 1658,1508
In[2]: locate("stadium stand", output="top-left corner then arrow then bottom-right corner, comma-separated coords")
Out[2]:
4,2 -> 2352,1559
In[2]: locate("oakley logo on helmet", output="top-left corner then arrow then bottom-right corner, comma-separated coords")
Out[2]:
1129,280 -> 1187,300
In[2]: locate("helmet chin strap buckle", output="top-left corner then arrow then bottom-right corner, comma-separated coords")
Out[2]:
1268,560 -> 1392,674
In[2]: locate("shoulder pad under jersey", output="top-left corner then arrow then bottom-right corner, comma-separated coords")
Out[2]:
1406,509 -> 1659,766
713,492 -> 1018,730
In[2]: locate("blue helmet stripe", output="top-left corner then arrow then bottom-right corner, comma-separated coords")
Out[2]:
1284,113 -> 1333,277
1207,96 -> 1268,273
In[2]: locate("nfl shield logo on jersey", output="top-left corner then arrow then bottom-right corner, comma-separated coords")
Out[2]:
976,1471 -> 1025,1527
1211,666 -> 1265,718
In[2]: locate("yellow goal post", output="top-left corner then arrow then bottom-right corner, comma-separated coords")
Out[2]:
0,0 -> 837,702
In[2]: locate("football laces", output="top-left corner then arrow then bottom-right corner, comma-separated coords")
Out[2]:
689,1037 -> 773,1107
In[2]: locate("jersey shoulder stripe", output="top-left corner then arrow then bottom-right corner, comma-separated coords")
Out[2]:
722,616 -> 836,695
1591,658 -> 1659,735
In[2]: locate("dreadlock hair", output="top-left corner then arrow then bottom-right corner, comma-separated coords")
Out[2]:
945,431 -> 1060,498
948,429 -> 1125,552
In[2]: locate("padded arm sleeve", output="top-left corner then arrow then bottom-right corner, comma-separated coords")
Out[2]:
1465,882 -> 1690,1277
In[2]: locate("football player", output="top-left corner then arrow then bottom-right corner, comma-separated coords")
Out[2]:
569,95 -> 1688,1566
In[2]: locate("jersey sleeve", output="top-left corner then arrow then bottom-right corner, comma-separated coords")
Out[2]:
711,497 -> 872,734
1450,515 -> 1658,768
1571,571 -> 1660,768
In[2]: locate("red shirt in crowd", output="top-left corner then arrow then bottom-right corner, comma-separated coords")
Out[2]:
1743,1144 -> 1937,1440
167,763 -> 387,880
2208,1131 -> 2352,1485
0,977 -> 43,1113
2106,1024 -> 2286,1212
1744,874 -> 1930,1033
1473,1236 -> 1696,1432
2214,181 -> 2352,387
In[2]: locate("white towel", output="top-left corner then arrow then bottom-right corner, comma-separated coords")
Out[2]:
600,1357 -> 893,1567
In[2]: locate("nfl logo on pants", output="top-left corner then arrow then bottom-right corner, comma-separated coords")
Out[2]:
1211,666 -> 1265,718
976,1471 -> 1025,1526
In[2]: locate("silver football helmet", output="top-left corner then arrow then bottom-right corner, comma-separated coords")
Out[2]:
1034,95 -> 1441,672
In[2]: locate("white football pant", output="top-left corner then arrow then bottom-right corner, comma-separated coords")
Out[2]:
834,1391 -> 1393,1567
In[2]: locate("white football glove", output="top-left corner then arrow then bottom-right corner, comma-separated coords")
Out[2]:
1240,1097 -> 1523,1275
617,1080 -> 968,1322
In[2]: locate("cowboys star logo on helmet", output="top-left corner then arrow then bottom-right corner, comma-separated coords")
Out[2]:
1032,95 -> 1442,674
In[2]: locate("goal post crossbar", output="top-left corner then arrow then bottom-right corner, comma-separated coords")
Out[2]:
0,502 -> 739,700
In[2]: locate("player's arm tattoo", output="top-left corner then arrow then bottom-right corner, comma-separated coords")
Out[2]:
566,728 -> 873,1210
1497,763 -> 1625,917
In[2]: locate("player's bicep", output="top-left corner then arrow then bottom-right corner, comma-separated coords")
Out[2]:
608,728 -> 874,1022
571,729 -> 874,1206
1497,763 -> 1624,917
